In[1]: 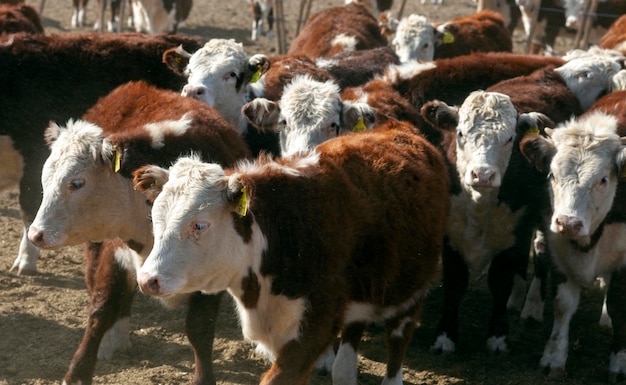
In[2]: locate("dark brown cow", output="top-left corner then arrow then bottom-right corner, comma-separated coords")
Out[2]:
28,81 -> 251,385
134,120 -> 449,385
434,10 -> 513,59
0,32 -> 200,276
287,2 -> 388,60
0,3 -> 43,34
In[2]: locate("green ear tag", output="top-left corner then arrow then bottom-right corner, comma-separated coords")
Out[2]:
443,32 -> 455,44
352,117 -> 366,132
250,64 -> 262,83
524,126 -> 540,137
237,187 -> 249,216
113,147 -> 121,173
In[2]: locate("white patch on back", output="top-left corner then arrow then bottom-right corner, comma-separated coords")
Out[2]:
331,33 -> 358,52
144,114 -> 193,149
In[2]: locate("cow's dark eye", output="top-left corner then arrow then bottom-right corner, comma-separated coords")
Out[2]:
230,72 -> 237,78
547,172 -> 554,181
69,179 -> 85,191
194,222 -> 208,231
600,176 -> 609,185
506,136 -> 513,144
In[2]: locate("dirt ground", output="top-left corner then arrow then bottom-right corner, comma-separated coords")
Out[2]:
0,1 -> 612,384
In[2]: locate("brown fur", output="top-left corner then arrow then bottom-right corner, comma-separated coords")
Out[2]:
434,10 -> 512,59
0,3 -> 43,34
321,46 -> 400,89
287,2 -> 388,60
600,14 -> 626,54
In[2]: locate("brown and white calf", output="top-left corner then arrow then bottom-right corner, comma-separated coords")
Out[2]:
0,3 -> 43,34
520,110 -> 626,382
422,90 -> 554,353
250,0 -> 272,41
0,32 -> 199,275
288,2 -> 388,60
27,81 -> 251,385
134,122 -> 449,385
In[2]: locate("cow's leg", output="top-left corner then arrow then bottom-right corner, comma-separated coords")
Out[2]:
185,291 -> 223,385
607,269 -> 626,383
265,7 -> 274,41
11,156 -> 45,275
250,1 -> 261,41
521,230 -> 550,322
432,243 -> 468,353
333,322 -> 366,385
539,277 -> 580,380
382,301 -> 425,385
63,242 -> 134,385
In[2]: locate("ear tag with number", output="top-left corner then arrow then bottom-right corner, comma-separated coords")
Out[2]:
443,32 -> 455,44
237,187 -> 249,216
352,117 -> 366,132
250,64 -> 262,84
113,147 -> 121,173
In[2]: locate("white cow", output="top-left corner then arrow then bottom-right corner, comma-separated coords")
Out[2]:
390,14 -> 439,63
520,112 -> 626,381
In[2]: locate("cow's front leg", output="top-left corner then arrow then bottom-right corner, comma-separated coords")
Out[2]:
432,244 -> 468,353
540,279 -> 581,379
607,269 -> 626,383
185,291 -> 223,385
10,222 -> 41,275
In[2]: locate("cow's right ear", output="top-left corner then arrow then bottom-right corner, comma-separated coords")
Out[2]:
133,165 -> 170,204
162,45 -> 192,77
242,98 -> 281,132
246,54 -> 271,84
420,100 -> 459,131
44,122 -> 61,147
519,133 -> 556,173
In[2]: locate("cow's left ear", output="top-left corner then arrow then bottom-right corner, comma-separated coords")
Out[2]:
516,112 -> 555,138
420,100 -> 458,131
133,165 -> 170,204
246,54 -> 271,85
242,98 -> 281,132
341,101 -> 376,133
226,176 -> 251,217
43,122 -> 61,148
162,45 -> 192,77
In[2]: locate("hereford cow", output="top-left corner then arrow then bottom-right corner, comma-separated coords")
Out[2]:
563,0 -> 626,31
421,90 -> 555,353
390,13 -> 439,63
0,3 -> 44,34
133,122 -> 450,385
519,108 -> 626,382
71,0 -> 122,31
130,0 -> 192,34
28,81 -> 251,385
0,32 -> 200,276
517,0 -> 565,54
287,2 -> 388,60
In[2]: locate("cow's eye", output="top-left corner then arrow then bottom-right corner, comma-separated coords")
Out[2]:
547,172 -> 554,181
506,136 -> 514,144
230,71 -> 238,78
193,222 -> 209,231
600,176 -> 609,185
69,179 -> 85,191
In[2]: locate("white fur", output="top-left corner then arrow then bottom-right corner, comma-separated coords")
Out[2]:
391,14 -> 437,63
431,333 -> 456,353
144,115 -> 193,149
97,317 -> 131,360
333,343 -> 359,385
520,276 -> 544,322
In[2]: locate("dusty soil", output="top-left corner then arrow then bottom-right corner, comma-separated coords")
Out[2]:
0,1 -> 608,385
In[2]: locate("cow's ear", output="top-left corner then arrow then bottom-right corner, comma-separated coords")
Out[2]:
162,45 -> 192,76
133,165 -> 170,204
44,122 -> 61,147
242,98 -> 281,132
226,176 -> 251,217
516,112 -> 555,138
519,133 -> 555,173
616,139 -> 626,179
420,100 -> 458,131
246,54 -> 271,84
341,101 -> 376,133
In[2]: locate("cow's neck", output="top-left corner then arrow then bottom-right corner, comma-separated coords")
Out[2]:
112,179 -> 154,249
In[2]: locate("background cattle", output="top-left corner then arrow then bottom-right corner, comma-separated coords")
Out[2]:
0,32 -> 200,275
0,2 -> 44,34
249,0 -> 272,41
134,121 -> 449,385
130,0 -> 193,34
28,81 -> 251,385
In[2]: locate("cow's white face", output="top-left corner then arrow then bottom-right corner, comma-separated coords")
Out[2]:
455,91 -> 517,194
137,157 -> 266,299
556,55 -> 622,111
546,113 -> 625,239
277,76 -> 345,156
392,14 -> 436,63
562,0 -> 583,28
181,39 -> 250,133
28,120 -> 147,248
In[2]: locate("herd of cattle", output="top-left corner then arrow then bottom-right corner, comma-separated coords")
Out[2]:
4,0 -> 626,384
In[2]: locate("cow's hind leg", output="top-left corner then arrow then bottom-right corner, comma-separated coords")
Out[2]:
63,242 -> 135,385
383,301 -> 425,385
607,269 -> 626,383
333,322 -> 366,385
185,291 -> 223,385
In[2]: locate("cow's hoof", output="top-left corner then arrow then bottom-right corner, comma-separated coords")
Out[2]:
486,335 -> 509,354
430,333 -> 456,354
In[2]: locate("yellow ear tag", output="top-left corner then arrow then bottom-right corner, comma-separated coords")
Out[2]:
524,126 -> 540,138
352,117 -> 366,132
174,55 -> 182,63
113,147 -> 121,173
250,64 -> 262,84
443,32 -> 455,44
236,187 -> 249,216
